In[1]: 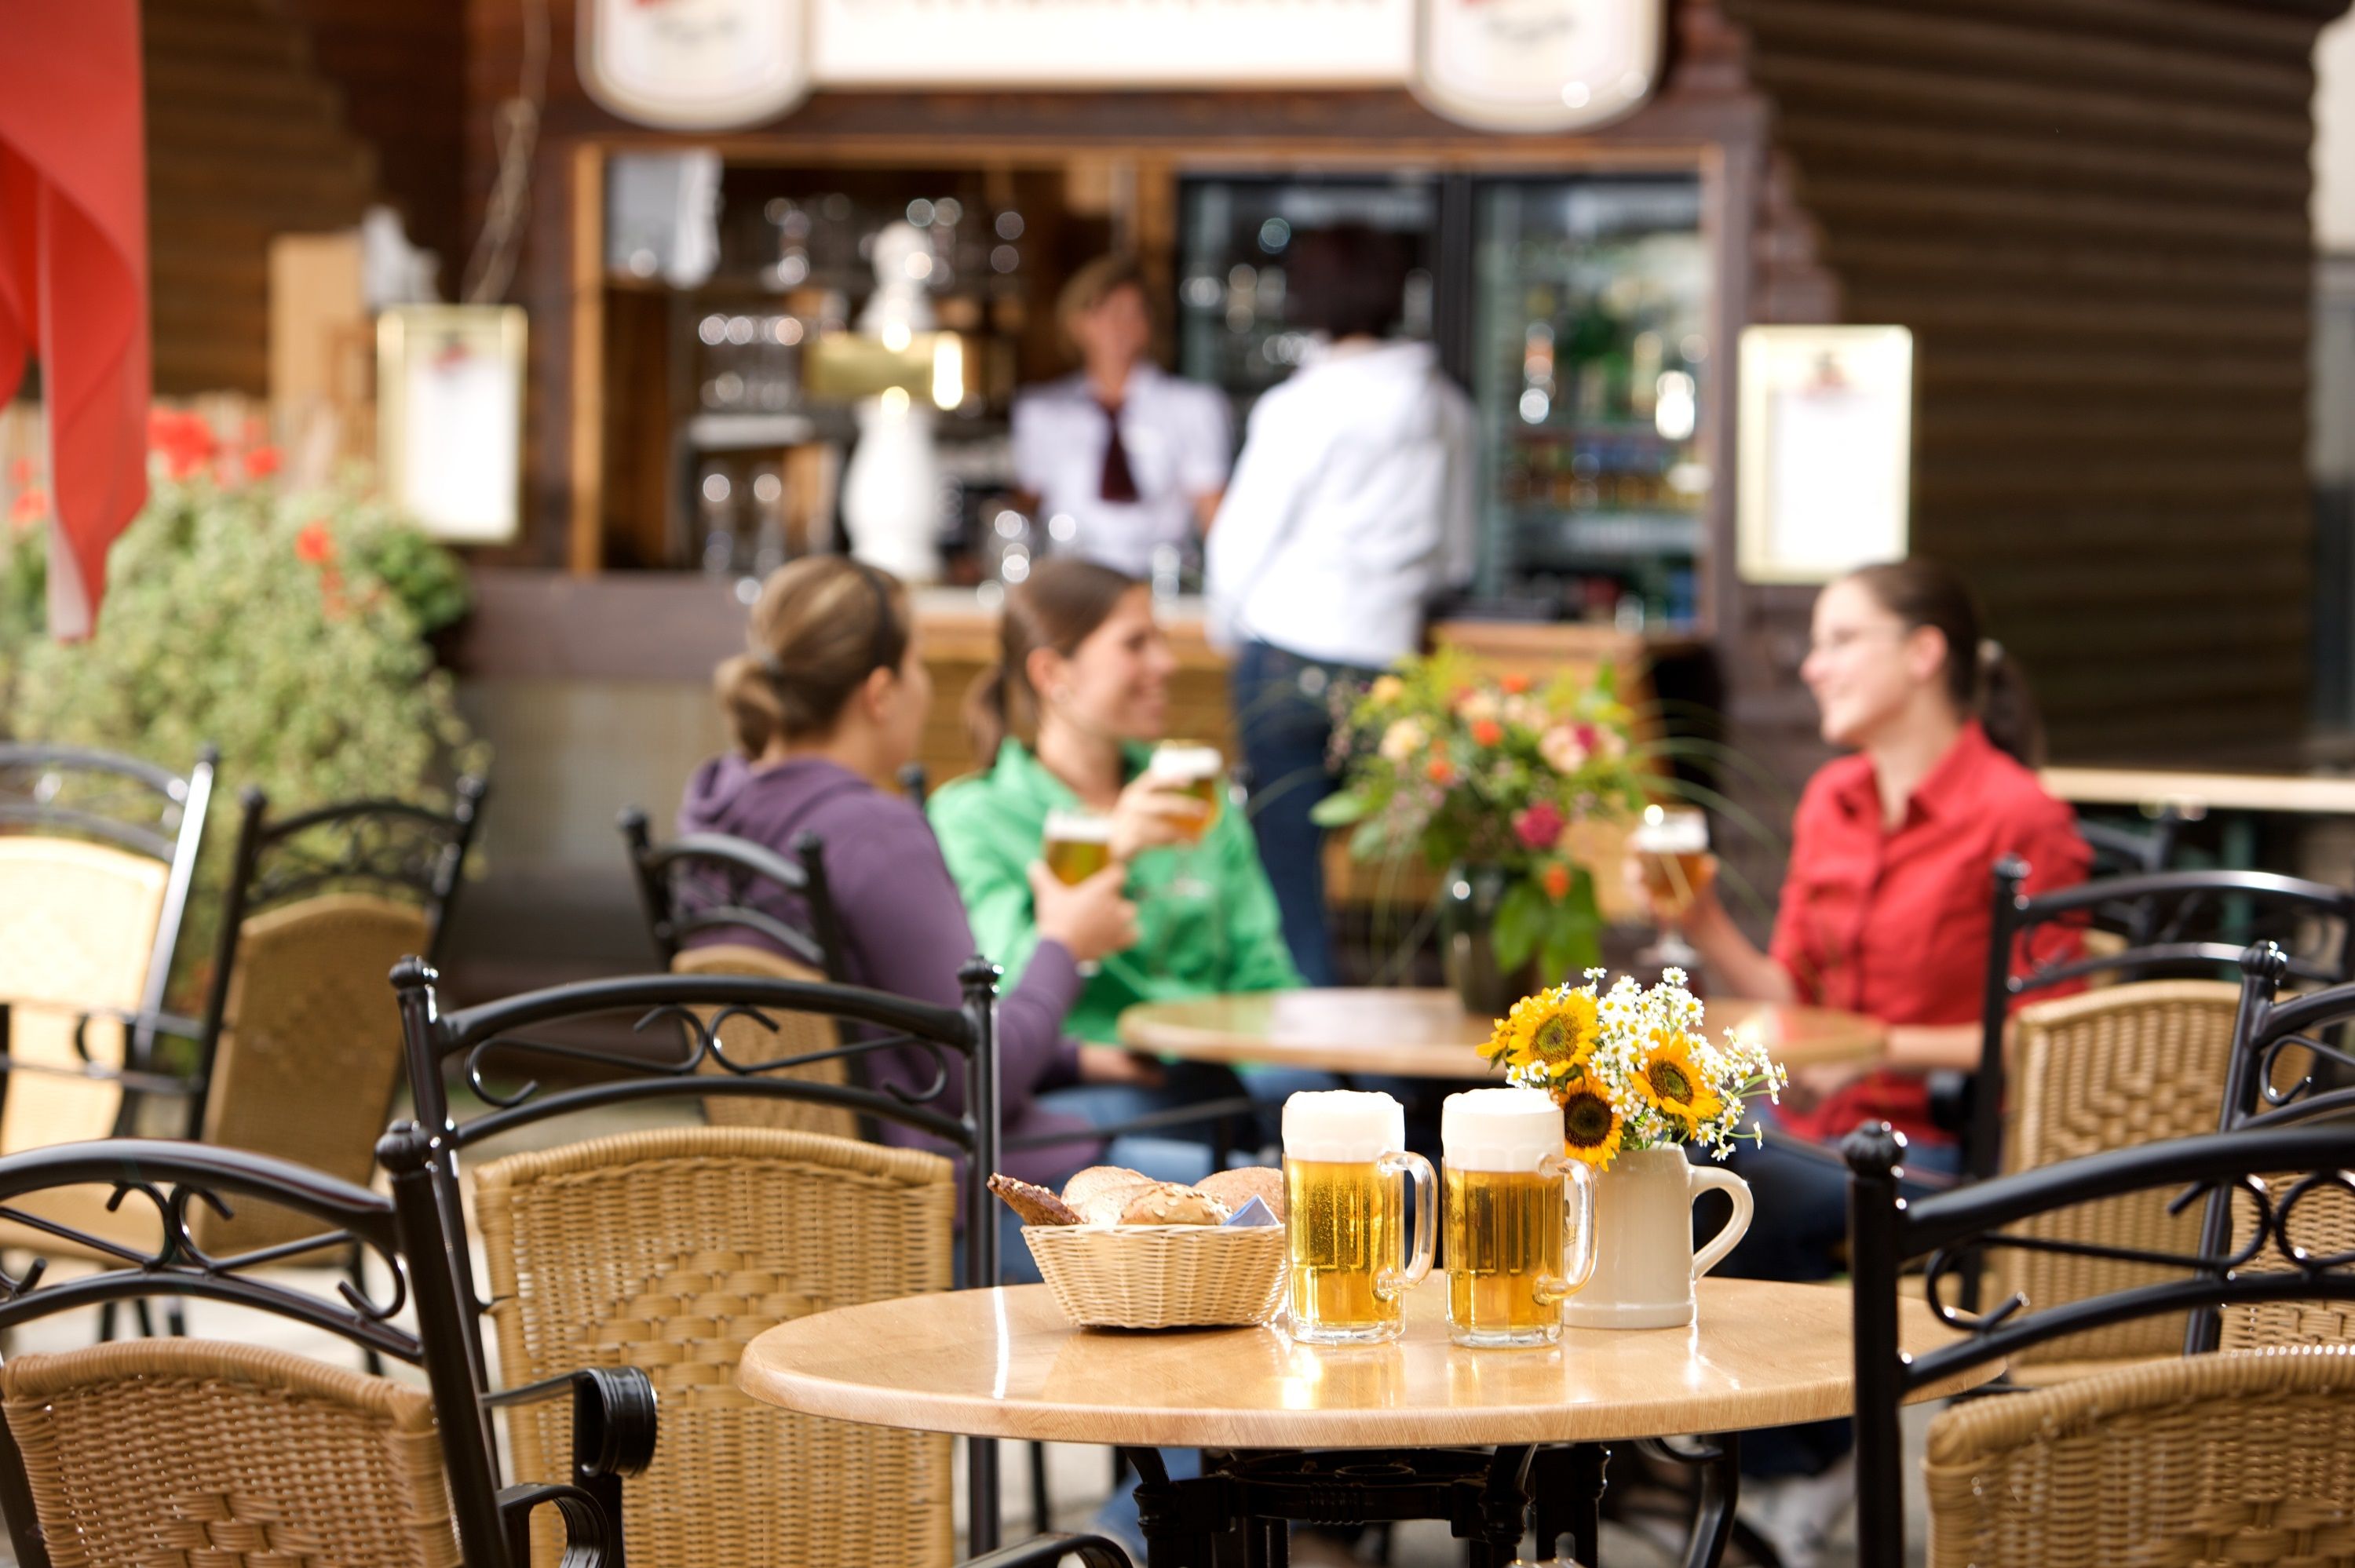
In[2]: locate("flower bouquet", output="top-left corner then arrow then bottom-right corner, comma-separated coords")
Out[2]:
1311,649 -> 1647,991
1484,968 -> 1787,1169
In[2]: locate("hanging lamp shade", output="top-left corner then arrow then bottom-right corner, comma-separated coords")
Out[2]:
1411,0 -> 1664,133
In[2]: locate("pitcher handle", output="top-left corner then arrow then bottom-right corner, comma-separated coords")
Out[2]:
1687,1163 -> 1754,1280
1535,1154 -> 1598,1305
1375,1149 -> 1437,1301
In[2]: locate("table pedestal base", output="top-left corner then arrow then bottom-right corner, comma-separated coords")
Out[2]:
1128,1436 -> 1740,1568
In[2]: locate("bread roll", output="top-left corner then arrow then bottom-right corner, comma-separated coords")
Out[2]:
1072,1179 -> 1158,1227
1197,1166 -> 1285,1222
1062,1165 -> 1148,1212
1118,1183 -> 1230,1226
988,1173 -> 1082,1227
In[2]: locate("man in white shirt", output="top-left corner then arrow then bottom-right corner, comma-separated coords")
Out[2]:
1206,225 -> 1476,986
1011,256 -> 1231,579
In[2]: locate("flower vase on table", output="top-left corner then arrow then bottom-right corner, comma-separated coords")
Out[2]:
1484,970 -> 1786,1329
1310,650 -> 1647,1016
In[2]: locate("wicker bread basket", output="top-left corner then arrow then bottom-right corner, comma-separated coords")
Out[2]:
1025,1223 -> 1287,1329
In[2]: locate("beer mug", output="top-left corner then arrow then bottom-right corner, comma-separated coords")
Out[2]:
1441,1088 -> 1598,1348
1042,808 -> 1114,886
1282,1090 -> 1437,1344
1146,741 -> 1224,844
1632,804 -> 1711,924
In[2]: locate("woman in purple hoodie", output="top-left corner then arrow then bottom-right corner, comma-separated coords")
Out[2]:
678,555 -> 1214,1283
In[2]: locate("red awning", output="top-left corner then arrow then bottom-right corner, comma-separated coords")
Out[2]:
0,0 -> 150,640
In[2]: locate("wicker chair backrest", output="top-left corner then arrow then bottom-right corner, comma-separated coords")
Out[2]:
2,1338 -> 462,1568
473,1125 -> 957,1568
669,944 -> 856,1141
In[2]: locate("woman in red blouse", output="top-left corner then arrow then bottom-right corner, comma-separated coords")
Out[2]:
1665,560 -> 2087,1553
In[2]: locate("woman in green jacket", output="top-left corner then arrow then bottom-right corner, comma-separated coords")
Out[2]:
929,558 -> 1318,1137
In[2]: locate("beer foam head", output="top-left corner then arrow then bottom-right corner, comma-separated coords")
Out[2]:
1283,1089 -> 1404,1163
1633,804 -> 1708,854
1442,1088 -> 1568,1173
1044,808 -> 1113,842
1148,743 -> 1221,784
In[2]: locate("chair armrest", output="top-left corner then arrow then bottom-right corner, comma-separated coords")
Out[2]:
496,1480 -> 619,1568
485,1368 -> 658,1568
961,1530 -> 1135,1568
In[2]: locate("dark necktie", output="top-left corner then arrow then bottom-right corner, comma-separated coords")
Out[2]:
1098,399 -> 1139,504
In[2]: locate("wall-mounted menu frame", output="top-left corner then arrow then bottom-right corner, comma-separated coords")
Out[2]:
1736,325 -> 1913,585
376,305 -> 527,545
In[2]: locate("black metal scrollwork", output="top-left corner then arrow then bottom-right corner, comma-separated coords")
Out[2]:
250,809 -> 452,908
0,1175 -> 408,1325
461,1001 -> 953,1112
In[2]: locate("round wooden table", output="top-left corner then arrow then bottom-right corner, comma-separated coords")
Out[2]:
1117,988 -> 1886,1079
741,1277 -> 1990,1567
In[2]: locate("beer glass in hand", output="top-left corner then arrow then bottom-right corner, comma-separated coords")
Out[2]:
1631,804 -> 1711,977
1282,1090 -> 1437,1344
1042,808 -> 1116,975
1441,1088 -> 1598,1348
1146,741 -> 1223,896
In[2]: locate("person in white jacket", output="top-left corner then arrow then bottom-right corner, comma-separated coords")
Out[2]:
1206,224 -> 1476,986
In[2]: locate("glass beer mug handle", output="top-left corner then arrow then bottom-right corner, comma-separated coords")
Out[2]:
1374,1149 -> 1437,1301
1535,1154 -> 1598,1306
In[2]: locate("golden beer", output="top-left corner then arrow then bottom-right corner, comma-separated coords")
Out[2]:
1282,1091 -> 1435,1344
1148,742 -> 1223,845
1633,805 -> 1711,922
1441,1088 -> 1597,1348
1042,809 -> 1114,886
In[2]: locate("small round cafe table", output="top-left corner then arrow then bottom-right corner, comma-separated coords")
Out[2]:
739,1275 -> 1992,1567
1117,988 -> 1886,1079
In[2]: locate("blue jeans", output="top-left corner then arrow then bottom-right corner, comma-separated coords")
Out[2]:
1232,640 -> 1378,989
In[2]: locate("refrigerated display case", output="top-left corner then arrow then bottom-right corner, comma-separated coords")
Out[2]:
1470,177 -> 1710,629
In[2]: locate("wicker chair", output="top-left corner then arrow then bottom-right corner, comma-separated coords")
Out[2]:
0,1133 -> 646,1568
0,745 -> 215,1265
1846,1121 -> 2355,1568
392,959 -> 1015,1563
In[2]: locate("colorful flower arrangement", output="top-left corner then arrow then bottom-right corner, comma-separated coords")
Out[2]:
1312,647 -> 1648,978
1485,969 -> 1787,1169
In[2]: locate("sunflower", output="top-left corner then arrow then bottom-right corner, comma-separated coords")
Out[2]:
1557,1081 -> 1625,1169
1631,1029 -> 1725,1132
1486,987 -> 1601,1078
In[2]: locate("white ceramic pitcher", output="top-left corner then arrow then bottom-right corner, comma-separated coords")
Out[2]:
1560,1144 -> 1753,1329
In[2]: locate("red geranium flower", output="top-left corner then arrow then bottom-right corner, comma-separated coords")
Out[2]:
1542,862 -> 1573,901
8,486 -> 48,532
1470,718 -> 1504,748
1499,673 -> 1532,695
1426,757 -> 1456,786
1513,800 -> 1565,851
148,408 -> 218,480
294,522 -> 336,565
243,445 -> 283,480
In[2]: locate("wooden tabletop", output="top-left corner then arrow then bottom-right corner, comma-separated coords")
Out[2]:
737,1276 -> 1992,1449
1116,989 -> 1886,1078
2041,764 -> 2355,819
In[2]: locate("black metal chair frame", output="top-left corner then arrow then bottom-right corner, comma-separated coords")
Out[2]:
1965,859 -> 2355,1183
621,808 -> 845,975
390,957 -> 1013,1553
0,1132 -> 651,1568
0,742 -> 217,1136
1846,1120 -> 2355,1568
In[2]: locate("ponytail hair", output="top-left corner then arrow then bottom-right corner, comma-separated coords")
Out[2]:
964,557 -> 1142,764
715,556 -> 911,757
1845,559 -> 2046,766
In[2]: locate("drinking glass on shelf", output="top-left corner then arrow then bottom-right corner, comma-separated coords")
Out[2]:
1630,804 -> 1711,978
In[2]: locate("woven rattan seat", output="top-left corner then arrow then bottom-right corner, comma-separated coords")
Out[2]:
195,894 -> 430,1255
2,1338 -> 462,1568
1995,980 -> 2240,1373
670,943 -> 856,1141
1923,1348 -> 2355,1568
473,1125 -> 958,1568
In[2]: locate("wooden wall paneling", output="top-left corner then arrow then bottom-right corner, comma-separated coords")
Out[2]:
569,142 -> 605,574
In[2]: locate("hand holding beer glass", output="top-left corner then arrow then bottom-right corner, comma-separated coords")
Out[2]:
1031,809 -> 1135,973
1143,740 -> 1225,895
1441,1088 -> 1598,1348
1630,804 -> 1712,975
1281,1091 -> 1437,1344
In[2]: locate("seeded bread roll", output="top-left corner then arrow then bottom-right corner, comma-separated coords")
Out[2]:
1061,1165 -> 1148,1213
1118,1183 -> 1230,1227
988,1173 -> 1082,1227
1197,1166 -> 1285,1223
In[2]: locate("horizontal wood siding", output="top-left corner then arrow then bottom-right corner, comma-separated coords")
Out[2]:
1725,0 -> 2339,760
